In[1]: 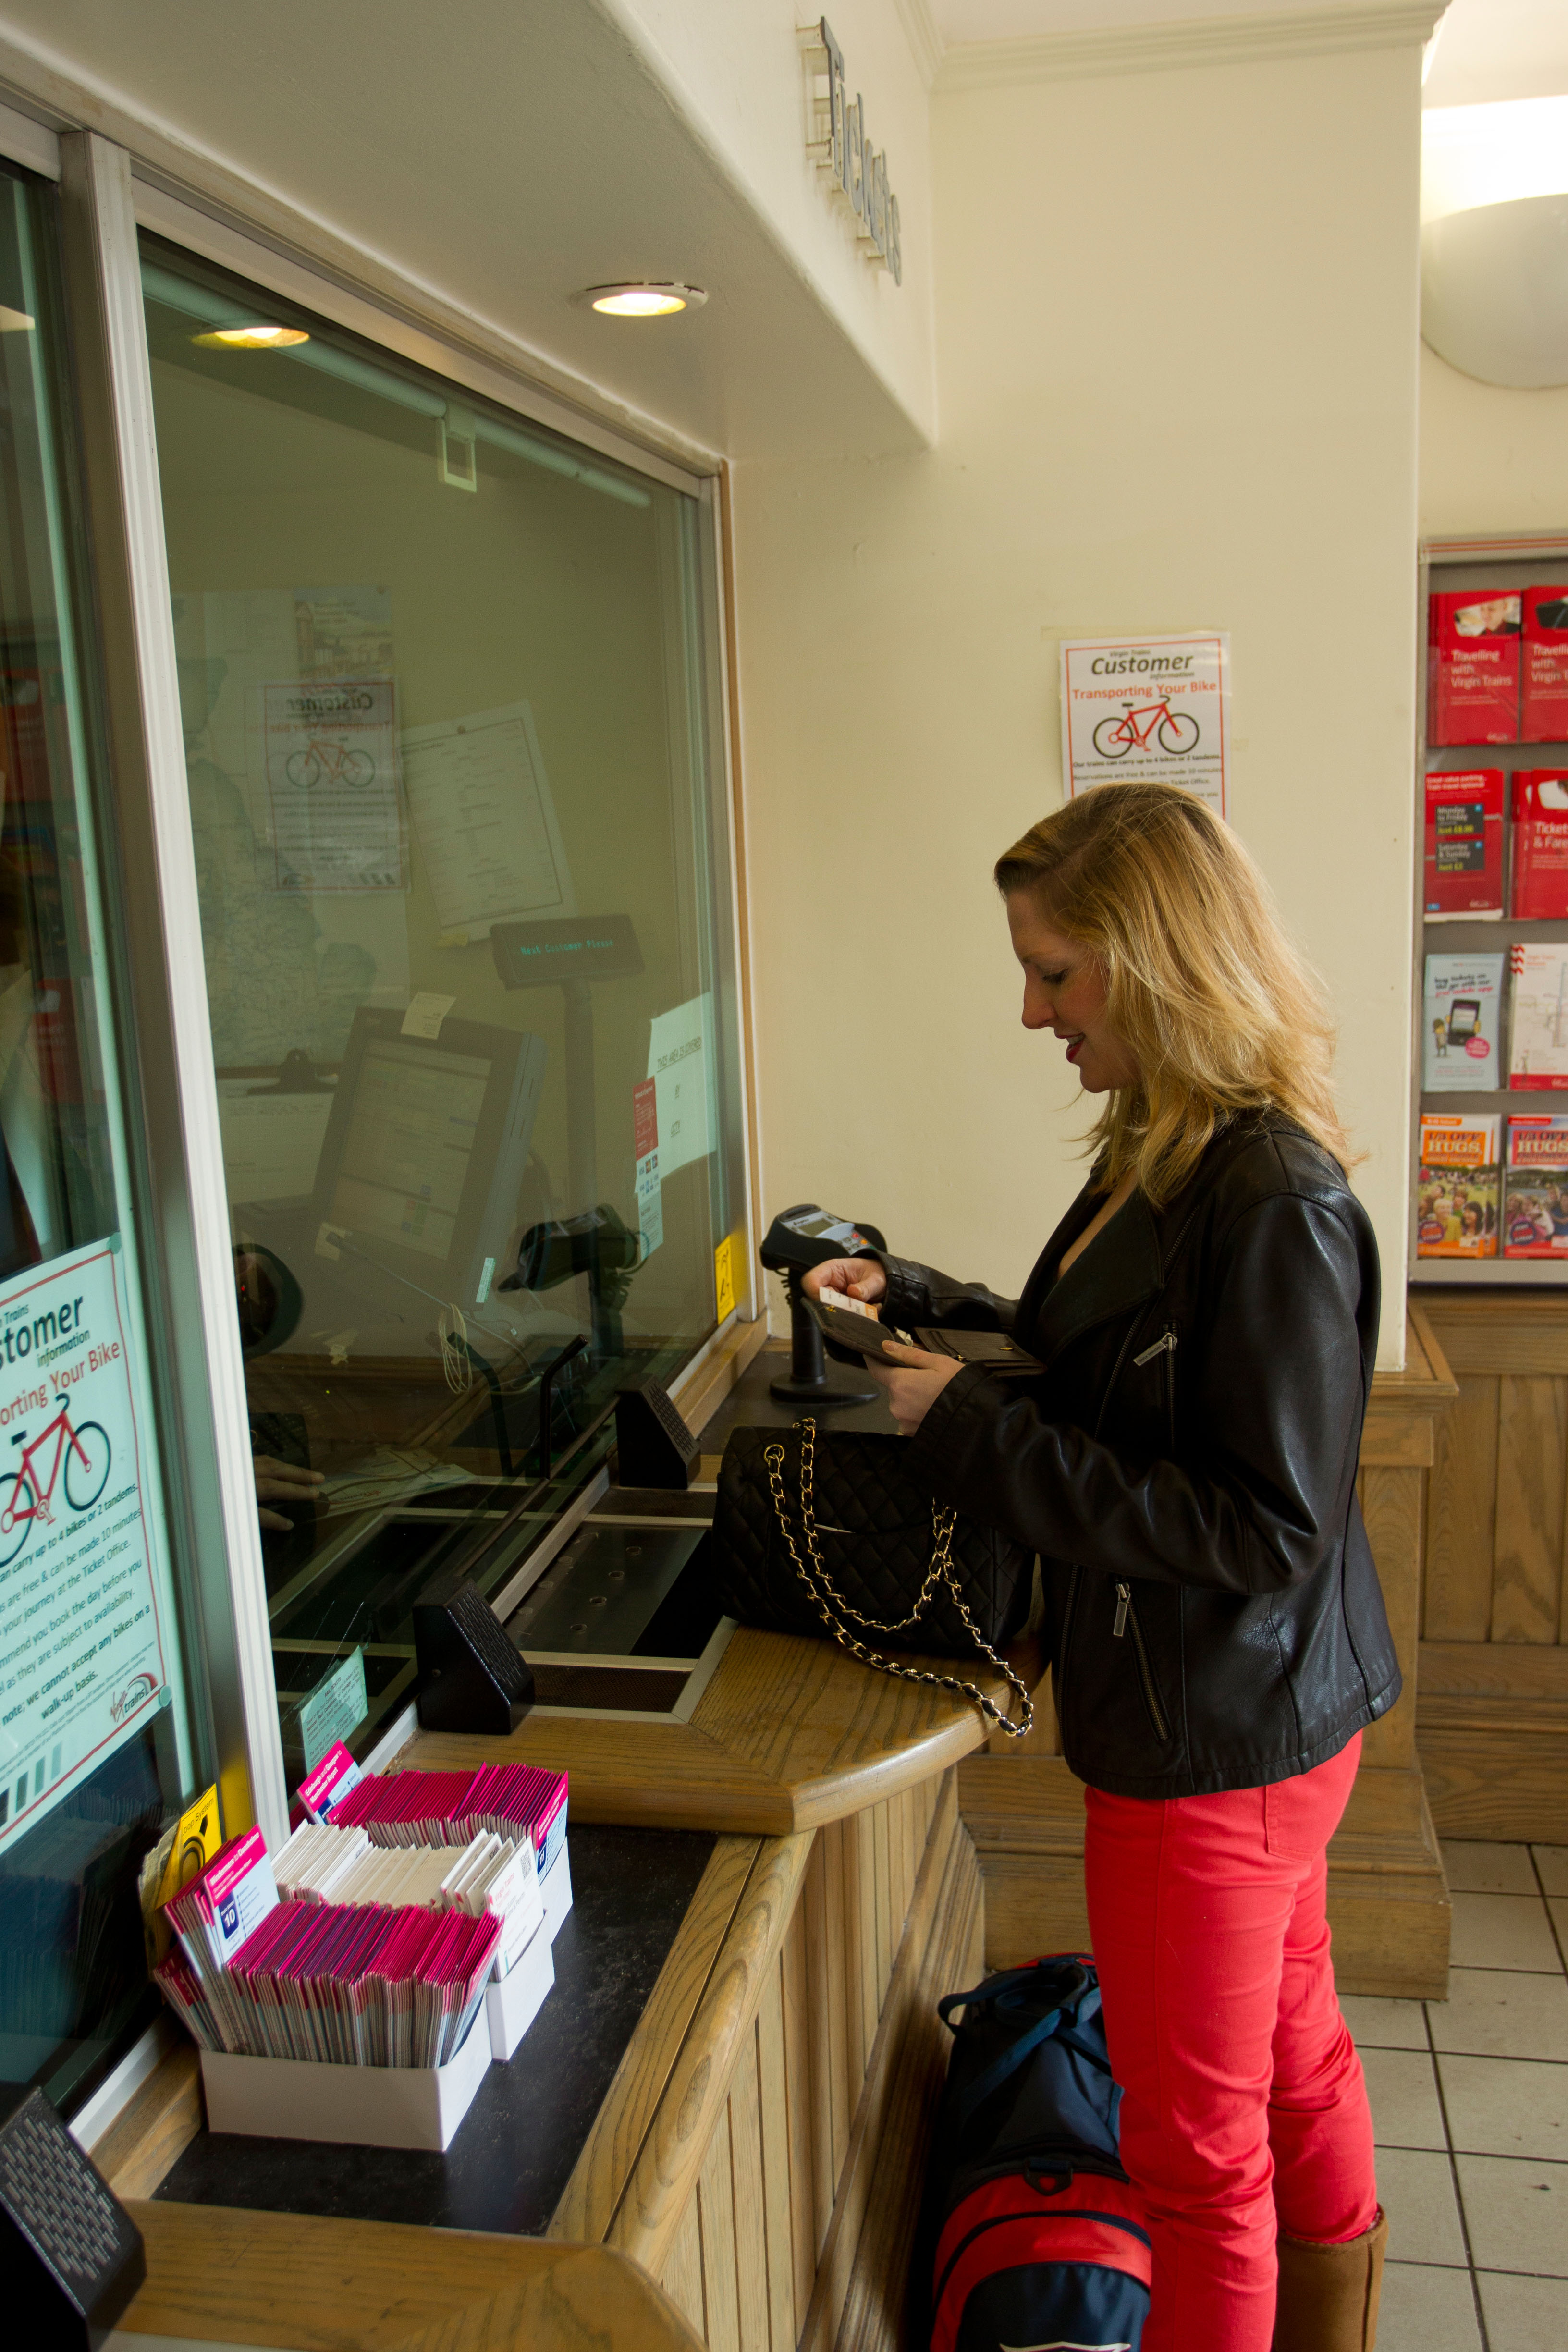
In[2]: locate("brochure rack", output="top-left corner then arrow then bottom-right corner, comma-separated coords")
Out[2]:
1414,533 -> 1568,1286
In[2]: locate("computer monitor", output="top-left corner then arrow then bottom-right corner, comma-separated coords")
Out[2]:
309,1008 -> 548,1311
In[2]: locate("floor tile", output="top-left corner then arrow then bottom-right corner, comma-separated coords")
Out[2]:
1365,2045 -> 1448,2150
1439,2054 -> 1568,2160
1456,2155 -> 1568,2275
1534,1846 -> 1568,1899
1377,2145 -> 1468,2266
1428,1968 -> 1568,2062
1344,1991 -> 1430,2049
1442,1840 -> 1540,1896
1376,2263 -> 1482,2352
1449,1892 -> 1562,1973
1477,2268 -> 1568,2349
1549,1899 -> 1568,1962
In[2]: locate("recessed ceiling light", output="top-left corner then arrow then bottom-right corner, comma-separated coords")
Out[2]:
576,282 -> 707,318
191,323 -> 311,350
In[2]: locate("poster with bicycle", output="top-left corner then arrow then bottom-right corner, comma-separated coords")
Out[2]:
0,1237 -> 168,1853
1060,632 -> 1229,818
262,676 -> 404,891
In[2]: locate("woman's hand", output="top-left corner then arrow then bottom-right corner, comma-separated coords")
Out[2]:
803,1256 -> 887,1305
868,1342 -> 965,1434
253,1454 -> 325,1533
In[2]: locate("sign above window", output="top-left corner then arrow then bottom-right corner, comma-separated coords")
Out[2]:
801,19 -> 903,285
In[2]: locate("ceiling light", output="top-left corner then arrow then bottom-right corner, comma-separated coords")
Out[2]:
576,283 -> 707,318
191,323 -> 310,350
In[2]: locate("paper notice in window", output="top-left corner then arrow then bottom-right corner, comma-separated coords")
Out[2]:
633,1076 -> 662,1261
400,701 -> 575,942
262,678 -> 404,891
648,993 -> 715,1177
0,1237 -> 170,1858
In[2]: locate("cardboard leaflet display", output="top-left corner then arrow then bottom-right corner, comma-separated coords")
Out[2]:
1510,772 -> 1568,920
1503,1115 -> 1568,1256
1508,942 -> 1568,1088
1428,592 -> 1520,745
1422,954 -> 1504,1092
1423,769 -> 1504,917
1416,1115 -> 1500,1260
1522,587 -> 1568,741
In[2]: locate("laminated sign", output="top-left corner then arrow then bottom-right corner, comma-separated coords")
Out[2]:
1060,633 -> 1228,818
0,1238 -> 166,1852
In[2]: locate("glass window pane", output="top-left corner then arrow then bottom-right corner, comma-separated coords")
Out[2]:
0,171 -> 208,2116
140,239 -> 742,1792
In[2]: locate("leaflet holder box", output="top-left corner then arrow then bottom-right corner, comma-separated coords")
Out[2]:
485,1915 -> 555,2060
198,2011 -> 491,2152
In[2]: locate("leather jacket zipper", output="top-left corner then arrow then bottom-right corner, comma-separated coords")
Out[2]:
1112,1580 -> 1170,1741
1134,1325 -> 1177,1449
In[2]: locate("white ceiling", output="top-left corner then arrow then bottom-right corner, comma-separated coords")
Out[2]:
0,0 -> 926,465
1423,0 -> 1568,107
931,0 -> 1568,107
931,0 -> 1425,38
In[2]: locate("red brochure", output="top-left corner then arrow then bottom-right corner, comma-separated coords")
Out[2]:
1429,592 -> 1520,745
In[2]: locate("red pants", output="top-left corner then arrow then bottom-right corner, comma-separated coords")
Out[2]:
1084,1734 -> 1377,2352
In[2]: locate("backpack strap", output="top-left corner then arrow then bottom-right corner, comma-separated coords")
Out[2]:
940,1982 -> 1114,2144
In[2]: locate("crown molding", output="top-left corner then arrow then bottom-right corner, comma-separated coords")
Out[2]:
933,2 -> 1446,92
891,0 -> 947,89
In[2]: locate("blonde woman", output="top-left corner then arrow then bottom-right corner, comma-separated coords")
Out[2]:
806,781 -> 1394,2352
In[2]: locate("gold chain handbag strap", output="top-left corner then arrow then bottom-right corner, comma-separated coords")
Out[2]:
762,1418 -> 1034,1740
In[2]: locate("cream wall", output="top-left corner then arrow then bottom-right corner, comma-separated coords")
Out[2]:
1421,344 -> 1568,534
734,42 -> 1426,1364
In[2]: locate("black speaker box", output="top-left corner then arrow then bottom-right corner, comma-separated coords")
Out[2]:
413,1575 -> 535,1735
614,1380 -> 698,1489
0,2086 -> 146,2349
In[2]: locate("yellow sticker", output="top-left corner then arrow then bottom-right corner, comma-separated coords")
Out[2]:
714,1234 -> 736,1322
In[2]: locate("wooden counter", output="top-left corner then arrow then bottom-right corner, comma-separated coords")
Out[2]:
111,2200 -> 704,2349
407,1622 -> 1014,1834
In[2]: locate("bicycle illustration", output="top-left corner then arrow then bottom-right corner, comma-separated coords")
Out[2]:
284,737 -> 377,791
0,1404 -> 112,1568
1092,699 -> 1200,759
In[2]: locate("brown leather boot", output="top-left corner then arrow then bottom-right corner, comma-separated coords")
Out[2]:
1273,2207 -> 1387,2350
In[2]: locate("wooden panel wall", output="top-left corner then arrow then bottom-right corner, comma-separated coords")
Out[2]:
1415,1294 -> 1568,1838
656,1774 -> 963,2352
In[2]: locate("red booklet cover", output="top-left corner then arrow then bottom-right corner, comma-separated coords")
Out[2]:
1511,771 -> 1568,919
1424,769 -> 1504,917
1522,586 -> 1568,741
1428,591 -> 1520,745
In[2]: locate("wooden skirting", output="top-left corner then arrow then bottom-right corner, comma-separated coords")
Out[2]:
957,1311 -> 1457,2002
1418,1638 -> 1568,1841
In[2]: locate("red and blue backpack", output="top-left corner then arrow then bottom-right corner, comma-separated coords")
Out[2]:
913,1954 -> 1150,2352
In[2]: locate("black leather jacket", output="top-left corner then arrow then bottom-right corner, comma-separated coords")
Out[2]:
881,1114 -> 1399,1799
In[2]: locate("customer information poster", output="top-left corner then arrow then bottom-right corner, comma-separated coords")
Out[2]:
0,1238 -> 167,1853
1060,633 -> 1229,818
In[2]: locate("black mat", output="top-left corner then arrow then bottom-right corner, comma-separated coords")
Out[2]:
155,1823 -> 715,2236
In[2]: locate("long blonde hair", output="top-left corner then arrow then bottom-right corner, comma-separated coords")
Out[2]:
994,783 -> 1350,1203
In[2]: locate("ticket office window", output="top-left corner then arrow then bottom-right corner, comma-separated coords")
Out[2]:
0,168 -> 209,2118
140,242 -> 746,1789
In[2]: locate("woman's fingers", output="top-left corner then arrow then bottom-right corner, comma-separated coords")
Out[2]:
803,1257 -> 887,1304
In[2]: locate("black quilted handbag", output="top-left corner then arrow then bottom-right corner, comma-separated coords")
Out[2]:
711,1417 -> 1035,1738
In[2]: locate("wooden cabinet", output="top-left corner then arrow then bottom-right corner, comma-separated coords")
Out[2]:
1414,1289 -> 1568,1838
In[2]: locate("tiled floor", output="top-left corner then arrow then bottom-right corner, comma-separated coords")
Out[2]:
1342,1840 -> 1568,2351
